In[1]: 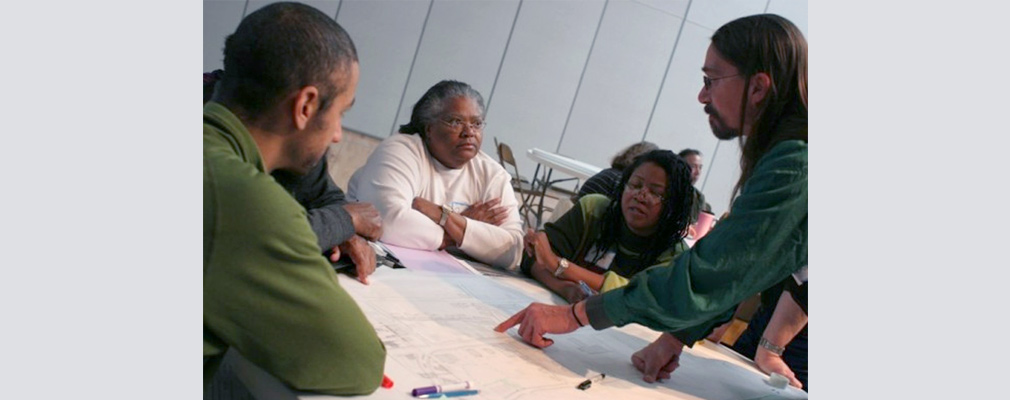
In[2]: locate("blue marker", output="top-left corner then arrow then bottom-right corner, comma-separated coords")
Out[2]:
416,389 -> 480,398
578,280 -> 596,297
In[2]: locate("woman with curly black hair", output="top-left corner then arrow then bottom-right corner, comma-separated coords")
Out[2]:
520,149 -> 695,303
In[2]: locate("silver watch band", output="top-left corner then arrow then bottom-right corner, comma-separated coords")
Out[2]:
554,258 -> 569,278
759,337 -> 786,356
438,204 -> 451,227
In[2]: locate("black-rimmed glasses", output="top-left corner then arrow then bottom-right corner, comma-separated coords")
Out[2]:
703,74 -> 741,90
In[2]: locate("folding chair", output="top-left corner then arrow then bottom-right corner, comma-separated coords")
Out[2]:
495,138 -> 577,228
495,138 -> 547,228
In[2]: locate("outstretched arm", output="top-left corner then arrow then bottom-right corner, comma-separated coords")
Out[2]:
498,142 -> 807,350
754,283 -> 807,389
584,142 -> 808,340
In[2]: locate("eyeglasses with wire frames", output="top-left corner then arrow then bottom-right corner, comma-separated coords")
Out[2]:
624,181 -> 665,205
702,74 -> 741,90
436,116 -> 486,133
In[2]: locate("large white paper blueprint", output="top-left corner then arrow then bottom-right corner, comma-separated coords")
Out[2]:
232,268 -> 808,399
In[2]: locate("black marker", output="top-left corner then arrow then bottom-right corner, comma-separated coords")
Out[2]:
577,373 -> 605,390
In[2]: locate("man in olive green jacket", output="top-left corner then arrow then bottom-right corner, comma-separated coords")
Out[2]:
203,3 -> 384,395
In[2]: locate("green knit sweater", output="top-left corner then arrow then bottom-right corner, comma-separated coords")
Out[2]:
203,102 -> 385,395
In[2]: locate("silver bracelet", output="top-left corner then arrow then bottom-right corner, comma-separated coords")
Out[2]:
759,337 -> 786,356
554,258 -> 569,278
438,204 -> 451,227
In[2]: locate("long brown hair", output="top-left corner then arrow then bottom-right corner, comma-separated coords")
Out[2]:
711,14 -> 807,199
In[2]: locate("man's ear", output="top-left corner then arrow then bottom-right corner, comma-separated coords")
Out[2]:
748,72 -> 773,106
292,85 -> 320,131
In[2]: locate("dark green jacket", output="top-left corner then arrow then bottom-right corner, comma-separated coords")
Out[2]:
203,102 -> 385,395
585,140 -> 807,345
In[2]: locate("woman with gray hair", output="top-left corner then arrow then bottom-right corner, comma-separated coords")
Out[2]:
348,80 -> 523,270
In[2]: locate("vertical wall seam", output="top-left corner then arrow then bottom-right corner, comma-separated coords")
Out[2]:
556,0 -> 609,153
701,142 -> 718,191
390,0 -> 435,137
641,0 -> 692,143
485,0 -> 524,115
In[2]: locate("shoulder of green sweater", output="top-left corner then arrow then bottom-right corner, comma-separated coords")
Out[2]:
203,102 -> 248,136
208,160 -> 305,225
204,102 -> 265,171
750,140 -> 808,183
764,140 -> 808,164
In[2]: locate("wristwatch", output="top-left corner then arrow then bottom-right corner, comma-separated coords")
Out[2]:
759,337 -> 786,356
554,258 -> 570,278
438,204 -> 452,227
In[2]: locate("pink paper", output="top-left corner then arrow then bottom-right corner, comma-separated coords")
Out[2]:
379,243 -> 478,274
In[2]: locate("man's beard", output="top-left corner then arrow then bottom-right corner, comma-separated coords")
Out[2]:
705,104 -> 740,140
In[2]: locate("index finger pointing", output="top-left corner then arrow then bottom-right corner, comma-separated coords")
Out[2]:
494,308 -> 527,332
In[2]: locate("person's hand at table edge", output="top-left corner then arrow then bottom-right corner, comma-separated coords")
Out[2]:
631,332 -> 685,383
337,235 -> 375,285
755,345 -> 803,389
524,230 -> 560,276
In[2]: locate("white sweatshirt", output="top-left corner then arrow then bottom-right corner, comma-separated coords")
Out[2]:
348,134 -> 523,271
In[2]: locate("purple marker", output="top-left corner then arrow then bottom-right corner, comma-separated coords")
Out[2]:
411,381 -> 474,397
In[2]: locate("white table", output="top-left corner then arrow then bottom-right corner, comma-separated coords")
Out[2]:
526,148 -> 604,182
227,251 -> 807,400
523,148 -> 604,227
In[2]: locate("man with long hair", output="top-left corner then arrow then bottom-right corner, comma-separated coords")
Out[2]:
496,13 -> 807,387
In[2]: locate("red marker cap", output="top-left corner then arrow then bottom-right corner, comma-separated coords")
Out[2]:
382,374 -> 394,389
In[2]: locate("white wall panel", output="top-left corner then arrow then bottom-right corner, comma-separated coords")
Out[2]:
337,1 -> 432,137
203,0 -> 246,72
200,0 -> 808,216
701,138 -> 742,217
642,23 -> 718,187
245,0 -> 340,18
684,0 -> 766,31
557,1 -> 682,174
392,0 -> 520,138
481,0 -> 605,181
766,0 -> 808,37
633,0 -> 690,18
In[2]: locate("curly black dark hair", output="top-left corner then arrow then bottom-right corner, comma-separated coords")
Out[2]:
589,150 -> 694,266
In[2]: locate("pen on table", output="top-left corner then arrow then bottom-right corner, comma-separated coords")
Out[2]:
416,389 -> 480,398
578,280 -> 596,297
411,381 -> 474,396
577,373 -> 606,390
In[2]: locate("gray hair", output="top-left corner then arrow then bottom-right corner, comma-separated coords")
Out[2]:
399,80 -> 485,135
